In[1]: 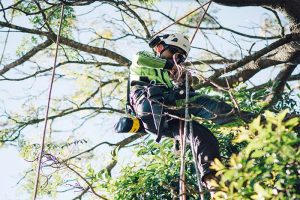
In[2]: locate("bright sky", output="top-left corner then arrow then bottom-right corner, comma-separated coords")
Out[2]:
0,1 -> 299,199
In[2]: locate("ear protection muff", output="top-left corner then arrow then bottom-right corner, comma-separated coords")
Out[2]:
148,36 -> 161,48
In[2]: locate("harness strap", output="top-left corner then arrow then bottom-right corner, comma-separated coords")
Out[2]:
126,67 -> 136,115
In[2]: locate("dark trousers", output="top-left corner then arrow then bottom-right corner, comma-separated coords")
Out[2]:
131,87 -> 226,180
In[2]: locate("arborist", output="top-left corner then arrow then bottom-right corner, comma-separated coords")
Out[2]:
115,33 -> 253,192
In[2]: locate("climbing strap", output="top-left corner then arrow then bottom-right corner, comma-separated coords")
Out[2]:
126,68 -> 135,115
32,4 -> 65,200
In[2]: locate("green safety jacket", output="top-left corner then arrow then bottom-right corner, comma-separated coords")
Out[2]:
130,51 -> 174,88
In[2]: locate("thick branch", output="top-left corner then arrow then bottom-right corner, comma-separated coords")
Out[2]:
0,21 -> 131,66
212,0 -> 300,32
212,58 -> 286,87
247,72 -> 300,91
49,35 -> 131,66
194,33 -> 300,89
263,63 -> 298,108
0,40 -> 53,75
212,0 -> 281,7
0,20 -> 48,36
288,72 -> 300,82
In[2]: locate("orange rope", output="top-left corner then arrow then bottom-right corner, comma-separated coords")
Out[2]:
32,4 -> 65,200
190,0 -> 212,44
152,1 -> 211,38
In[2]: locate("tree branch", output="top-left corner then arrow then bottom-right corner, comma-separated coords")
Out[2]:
212,0 -> 281,7
212,0 -> 300,32
0,39 -> 53,75
117,1 -> 151,39
56,35 -> 131,66
0,106 -> 124,143
71,186 -> 90,200
65,164 -> 108,200
194,32 -> 300,89
263,7 -> 285,37
131,3 -> 280,40
263,63 -> 298,108
0,21 -> 131,66
0,20 -> 48,36
0,61 -> 122,81
211,58 -> 286,87
244,71 -> 300,92
64,132 -> 147,163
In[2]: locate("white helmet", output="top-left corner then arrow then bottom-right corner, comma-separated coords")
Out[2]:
161,33 -> 191,55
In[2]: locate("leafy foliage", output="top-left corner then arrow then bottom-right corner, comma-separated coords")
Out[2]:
15,1 -> 75,36
211,110 -> 300,199
97,110 -> 300,199
103,139 -> 202,199
89,91 -> 299,199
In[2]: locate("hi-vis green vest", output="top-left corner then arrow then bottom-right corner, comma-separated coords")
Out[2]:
130,51 -> 174,88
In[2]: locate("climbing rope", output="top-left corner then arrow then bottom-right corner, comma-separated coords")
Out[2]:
32,4 -> 65,200
176,1 -> 212,200
152,1 -> 211,38
190,0 -> 212,44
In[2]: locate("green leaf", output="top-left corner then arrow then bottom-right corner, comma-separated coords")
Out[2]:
277,109 -> 289,122
251,150 -> 264,158
285,117 -> 299,127
254,183 -> 267,196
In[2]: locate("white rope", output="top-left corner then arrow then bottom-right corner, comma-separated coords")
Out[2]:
178,61 -> 204,200
184,60 -> 205,199
175,2 -> 213,198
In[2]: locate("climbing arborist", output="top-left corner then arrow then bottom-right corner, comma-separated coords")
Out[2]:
115,33 -> 253,194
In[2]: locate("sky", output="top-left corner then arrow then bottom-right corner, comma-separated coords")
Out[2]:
0,1 -> 299,199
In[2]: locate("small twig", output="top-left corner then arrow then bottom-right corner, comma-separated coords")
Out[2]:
71,187 -> 90,200
263,7 -> 285,37
65,164 -> 108,200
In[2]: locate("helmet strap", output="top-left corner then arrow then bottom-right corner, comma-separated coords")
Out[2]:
154,43 -> 166,56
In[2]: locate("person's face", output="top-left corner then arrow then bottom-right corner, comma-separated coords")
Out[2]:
154,43 -> 173,59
